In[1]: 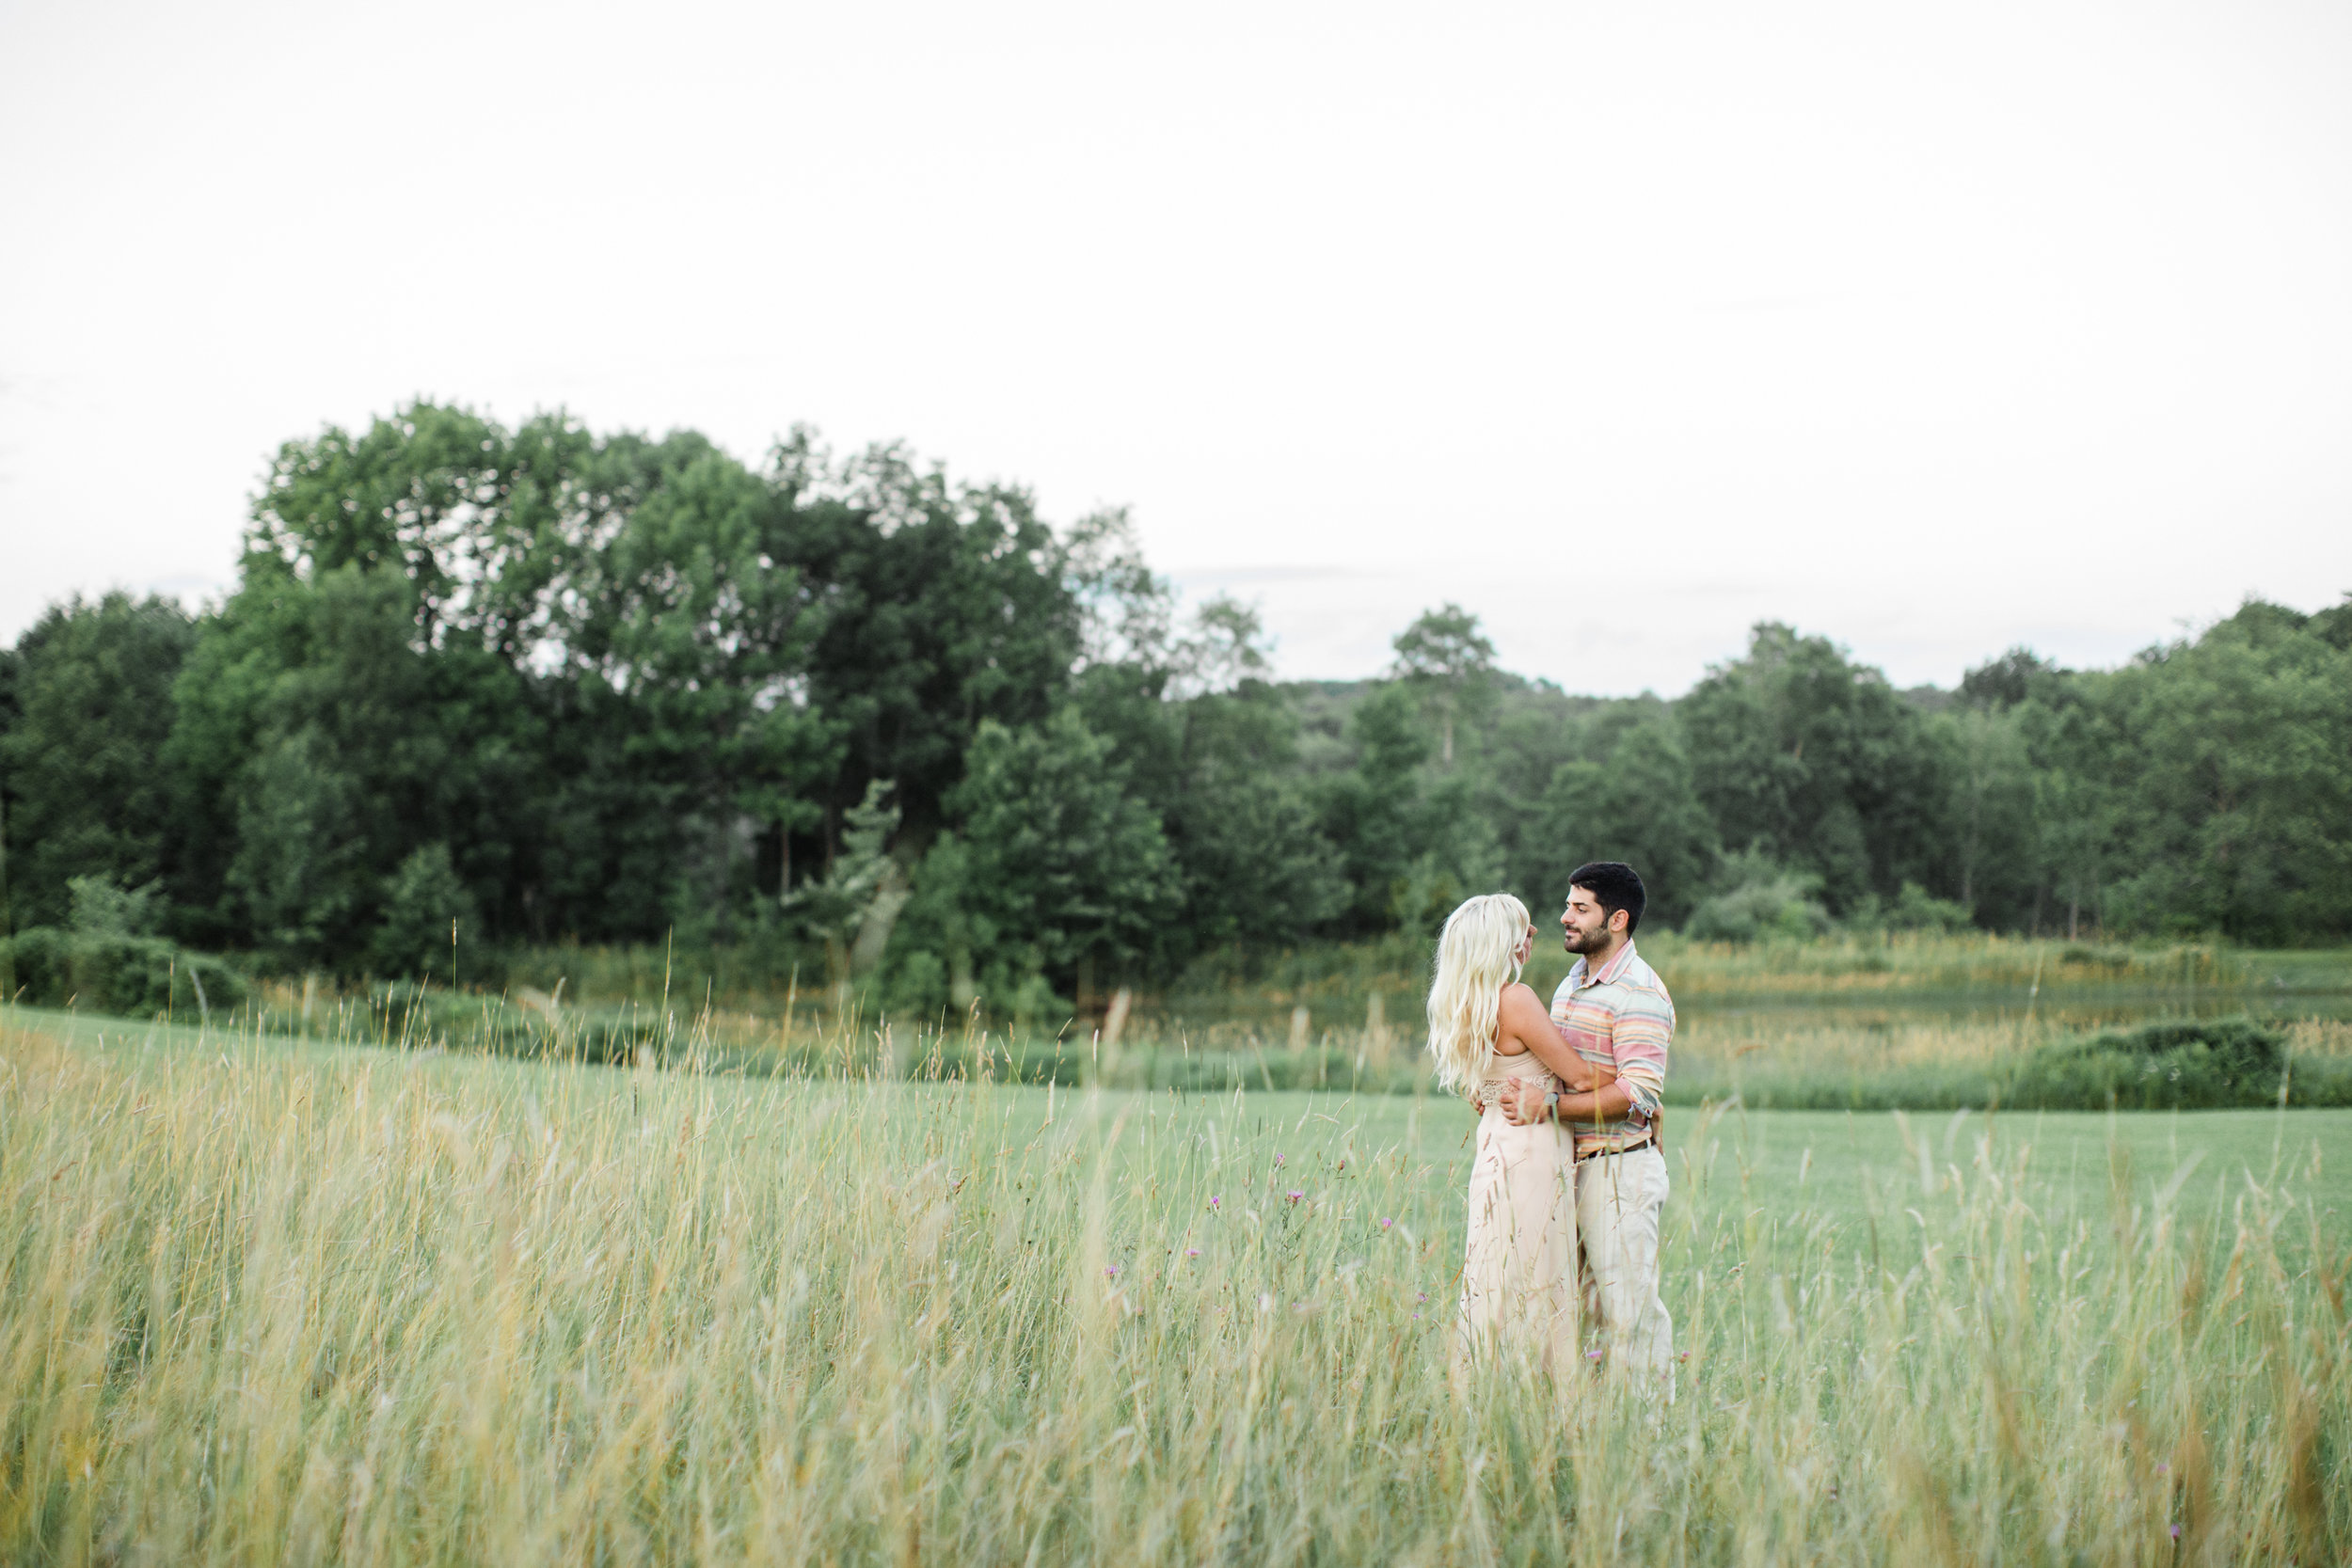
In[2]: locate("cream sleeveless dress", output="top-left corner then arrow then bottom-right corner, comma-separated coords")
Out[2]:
1454,1043 -> 1580,1378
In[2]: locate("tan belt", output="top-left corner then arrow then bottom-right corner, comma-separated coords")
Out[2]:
1577,1107 -> 1665,1159
1572,1134 -> 1653,1164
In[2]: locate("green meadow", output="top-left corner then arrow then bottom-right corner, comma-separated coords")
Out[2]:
5,1004 -> 2344,1565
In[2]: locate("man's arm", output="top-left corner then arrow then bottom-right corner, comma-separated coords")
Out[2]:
1502,979 -> 1666,1128
1502,1075 -> 1632,1126
1553,1079 -> 1635,1124
1508,982 -> 1669,1129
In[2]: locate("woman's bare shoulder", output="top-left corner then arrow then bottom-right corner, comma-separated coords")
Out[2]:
1499,981 -> 1549,1015
1499,984 -> 1563,1049
1490,982 -> 1541,1053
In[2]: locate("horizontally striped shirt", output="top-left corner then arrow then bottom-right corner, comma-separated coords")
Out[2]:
1550,939 -> 1673,1158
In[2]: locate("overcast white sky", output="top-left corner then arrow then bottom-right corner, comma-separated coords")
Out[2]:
4,0 -> 2347,695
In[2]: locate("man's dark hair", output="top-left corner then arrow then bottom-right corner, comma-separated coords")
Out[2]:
1568,862 -> 1646,936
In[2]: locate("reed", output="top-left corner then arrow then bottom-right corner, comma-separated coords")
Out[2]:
3,1014 -> 2344,1563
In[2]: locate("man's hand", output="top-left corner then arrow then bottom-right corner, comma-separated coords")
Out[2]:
1499,1078 -> 1549,1126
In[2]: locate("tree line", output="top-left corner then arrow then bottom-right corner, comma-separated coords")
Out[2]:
3,403 -> 2347,1013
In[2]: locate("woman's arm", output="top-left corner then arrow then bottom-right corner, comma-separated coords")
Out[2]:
1498,985 -> 1614,1094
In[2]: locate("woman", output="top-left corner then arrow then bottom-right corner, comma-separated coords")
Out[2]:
1426,893 -> 1613,1380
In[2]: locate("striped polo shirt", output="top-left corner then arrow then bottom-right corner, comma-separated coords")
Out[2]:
1549,939 -> 1674,1157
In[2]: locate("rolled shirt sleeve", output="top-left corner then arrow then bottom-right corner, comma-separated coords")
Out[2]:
1611,988 -> 1672,1118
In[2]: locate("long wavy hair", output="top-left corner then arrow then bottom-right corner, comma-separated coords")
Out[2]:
1424,893 -> 1532,1099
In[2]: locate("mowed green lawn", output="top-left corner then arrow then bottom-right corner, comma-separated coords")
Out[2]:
7,1006 -> 2346,1564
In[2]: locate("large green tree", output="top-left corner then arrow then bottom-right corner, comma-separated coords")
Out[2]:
554,433 -> 836,941
1390,602 -> 1497,767
914,708 -> 1181,1003
1066,594 -> 1344,962
1159,677 -> 1345,955
1678,623 -> 1955,911
0,594 -> 198,930
1524,716 -> 1720,928
771,435 -> 1084,850
1316,682 -> 1502,936
168,563 -> 541,969
2090,602 -> 2352,942
176,403 -> 842,962
20,398 -> 2352,984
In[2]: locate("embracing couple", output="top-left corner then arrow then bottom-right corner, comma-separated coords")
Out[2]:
1426,862 -> 1675,1402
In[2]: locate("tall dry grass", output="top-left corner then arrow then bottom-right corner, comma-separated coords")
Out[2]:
3,1018 -> 2344,1563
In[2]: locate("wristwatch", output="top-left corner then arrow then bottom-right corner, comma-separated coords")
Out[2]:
1544,1089 -> 1561,1118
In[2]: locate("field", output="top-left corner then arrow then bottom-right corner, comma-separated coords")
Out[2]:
185,935 -> 2352,1114
4,1005 -> 2345,1564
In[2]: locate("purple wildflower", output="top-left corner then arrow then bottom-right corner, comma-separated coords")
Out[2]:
1286,1190 -> 1304,1203
1586,1349 -> 1604,1361
1104,1264 -> 1120,1278
1185,1248 -> 1200,1258
1379,1217 -> 1393,1229
2170,1525 -> 2181,1541
1208,1196 -> 1219,1209
1274,1152 -> 1284,1166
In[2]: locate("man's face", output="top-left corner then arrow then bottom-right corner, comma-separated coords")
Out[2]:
1560,887 -> 1618,954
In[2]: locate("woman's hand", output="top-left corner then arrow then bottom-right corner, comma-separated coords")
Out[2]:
1499,1078 -> 1549,1126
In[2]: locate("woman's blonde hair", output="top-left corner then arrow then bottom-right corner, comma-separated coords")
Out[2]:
1424,893 -> 1532,1098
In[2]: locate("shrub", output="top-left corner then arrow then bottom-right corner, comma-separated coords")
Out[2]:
1885,881 -> 1973,933
67,874 -> 164,936
1684,873 -> 1833,942
0,926 -> 249,1018
2002,1016 -> 2290,1111
373,844 -> 480,982
885,951 -> 950,1018
357,982 -> 665,1066
3,927 -> 73,1004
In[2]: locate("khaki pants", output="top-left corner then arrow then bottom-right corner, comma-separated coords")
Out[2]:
1575,1143 -> 1674,1400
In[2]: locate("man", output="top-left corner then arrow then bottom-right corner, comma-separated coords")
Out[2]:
1502,861 -> 1675,1397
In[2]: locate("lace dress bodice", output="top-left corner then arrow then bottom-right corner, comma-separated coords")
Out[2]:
1470,1046 -> 1558,1113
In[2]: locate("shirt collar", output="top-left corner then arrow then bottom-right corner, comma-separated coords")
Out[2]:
1569,938 -> 1639,990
